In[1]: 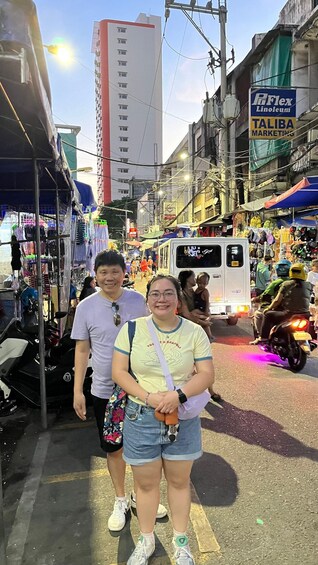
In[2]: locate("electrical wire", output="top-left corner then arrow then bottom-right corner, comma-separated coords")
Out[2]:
163,36 -> 208,61
164,20 -> 188,115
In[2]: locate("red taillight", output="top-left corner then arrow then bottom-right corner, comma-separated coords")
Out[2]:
291,319 -> 309,330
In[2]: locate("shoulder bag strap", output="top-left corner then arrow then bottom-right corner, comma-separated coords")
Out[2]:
127,320 -> 136,379
146,317 -> 174,391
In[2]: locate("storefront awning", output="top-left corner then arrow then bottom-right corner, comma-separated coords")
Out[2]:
265,177 -> 318,209
140,230 -> 164,239
240,195 -> 273,212
199,214 -> 224,226
141,239 -> 158,250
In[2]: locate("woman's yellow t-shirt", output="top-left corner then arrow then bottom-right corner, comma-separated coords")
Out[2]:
114,316 -> 212,405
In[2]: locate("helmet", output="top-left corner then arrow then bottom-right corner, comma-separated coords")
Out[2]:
289,263 -> 307,281
275,259 -> 291,278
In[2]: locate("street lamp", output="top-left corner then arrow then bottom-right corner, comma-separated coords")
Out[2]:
71,167 -> 93,173
43,44 -> 72,64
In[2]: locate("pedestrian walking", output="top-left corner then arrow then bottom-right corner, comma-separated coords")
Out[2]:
112,274 -> 214,565
72,250 -> 167,531
140,257 -> 149,279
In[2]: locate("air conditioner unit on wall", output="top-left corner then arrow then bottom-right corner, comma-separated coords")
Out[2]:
307,129 -> 318,160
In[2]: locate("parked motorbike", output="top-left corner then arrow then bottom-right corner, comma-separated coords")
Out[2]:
0,314 -> 92,407
259,314 -> 312,372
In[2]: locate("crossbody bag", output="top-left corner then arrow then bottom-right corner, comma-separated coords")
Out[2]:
146,318 -> 210,420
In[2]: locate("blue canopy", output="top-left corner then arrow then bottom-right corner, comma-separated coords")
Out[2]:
265,177 -> 318,210
74,180 -> 97,213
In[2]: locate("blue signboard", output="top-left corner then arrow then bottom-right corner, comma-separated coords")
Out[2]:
249,87 -> 296,140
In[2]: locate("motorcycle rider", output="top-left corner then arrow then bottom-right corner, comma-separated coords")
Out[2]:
256,263 -> 312,343
249,259 -> 291,345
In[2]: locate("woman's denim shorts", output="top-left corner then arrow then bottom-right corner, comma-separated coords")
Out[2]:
123,399 -> 202,466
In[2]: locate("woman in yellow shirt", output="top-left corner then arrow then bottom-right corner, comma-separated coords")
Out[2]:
112,274 -> 214,565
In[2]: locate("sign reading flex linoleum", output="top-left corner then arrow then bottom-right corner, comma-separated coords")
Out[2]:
249,88 -> 296,139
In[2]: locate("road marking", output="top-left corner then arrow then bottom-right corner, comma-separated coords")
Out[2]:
42,468 -> 220,556
190,482 -> 220,553
6,432 -> 51,565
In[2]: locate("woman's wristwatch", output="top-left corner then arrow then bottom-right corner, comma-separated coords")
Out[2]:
176,388 -> 187,404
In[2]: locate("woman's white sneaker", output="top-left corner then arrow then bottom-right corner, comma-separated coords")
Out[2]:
107,497 -> 130,531
173,536 -> 195,565
127,536 -> 155,565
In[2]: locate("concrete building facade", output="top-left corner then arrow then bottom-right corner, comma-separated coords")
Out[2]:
92,13 -> 162,205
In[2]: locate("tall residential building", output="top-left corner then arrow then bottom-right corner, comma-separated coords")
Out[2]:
92,13 -> 162,204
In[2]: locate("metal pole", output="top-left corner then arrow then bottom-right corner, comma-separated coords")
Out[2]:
191,122 -> 196,222
219,3 -> 229,215
34,158 -> 47,430
0,442 -> 7,565
55,186 -> 61,312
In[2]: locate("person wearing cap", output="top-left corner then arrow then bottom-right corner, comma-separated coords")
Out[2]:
257,263 -> 312,342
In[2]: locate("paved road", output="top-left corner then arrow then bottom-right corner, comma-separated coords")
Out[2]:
1,280 -> 318,564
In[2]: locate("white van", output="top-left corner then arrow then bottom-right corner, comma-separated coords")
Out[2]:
157,237 -> 250,325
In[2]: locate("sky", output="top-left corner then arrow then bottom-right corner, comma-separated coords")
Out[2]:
34,0 -> 287,191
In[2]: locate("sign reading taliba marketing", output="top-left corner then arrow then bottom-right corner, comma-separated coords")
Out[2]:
249,87 -> 296,140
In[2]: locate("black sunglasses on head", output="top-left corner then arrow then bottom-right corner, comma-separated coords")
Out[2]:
111,302 -> 121,326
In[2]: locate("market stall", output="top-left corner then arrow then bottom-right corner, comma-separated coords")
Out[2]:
0,0 -> 81,432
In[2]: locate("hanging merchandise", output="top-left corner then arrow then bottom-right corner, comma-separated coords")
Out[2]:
250,214 -> 262,228
289,226 -> 318,263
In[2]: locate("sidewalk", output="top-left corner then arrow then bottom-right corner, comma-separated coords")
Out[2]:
2,406 -> 220,565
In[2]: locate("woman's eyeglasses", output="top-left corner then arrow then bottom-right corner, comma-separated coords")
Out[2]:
111,302 -> 121,326
148,290 -> 177,300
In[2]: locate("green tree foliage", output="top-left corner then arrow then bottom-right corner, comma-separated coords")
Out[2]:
98,198 -> 137,240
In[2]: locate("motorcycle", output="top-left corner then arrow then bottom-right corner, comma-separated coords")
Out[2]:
0,313 -> 92,407
259,314 -> 312,372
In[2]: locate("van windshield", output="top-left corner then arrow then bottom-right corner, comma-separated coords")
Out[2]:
176,244 -> 222,268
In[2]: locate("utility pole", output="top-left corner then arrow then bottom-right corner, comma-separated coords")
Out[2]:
102,204 -> 133,253
165,1 -> 230,214
219,2 -> 229,214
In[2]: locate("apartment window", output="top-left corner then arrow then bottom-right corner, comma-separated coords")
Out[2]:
119,115 -> 128,120
118,178 -> 129,183
118,71 -> 127,77
117,27 -> 126,33
119,104 -> 128,110
118,60 -> 127,66
118,82 -> 127,88
119,93 -> 127,99
119,126 -> 128,131
120,147 -> 128,152
118,168 -> 129,173
118,49 -> 127,55
119,189 -> 129,194
120,158 -> 129,163
119,136 -> 128,141
117,38 -> 127,44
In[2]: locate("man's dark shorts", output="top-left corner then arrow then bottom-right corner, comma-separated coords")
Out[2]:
92,395 -> 123,454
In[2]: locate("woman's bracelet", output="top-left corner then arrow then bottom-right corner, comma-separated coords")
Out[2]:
145,392 -> 151,405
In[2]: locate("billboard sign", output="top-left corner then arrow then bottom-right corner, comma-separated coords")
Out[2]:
249,88 -> 296,140
163,201 -> 177,221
